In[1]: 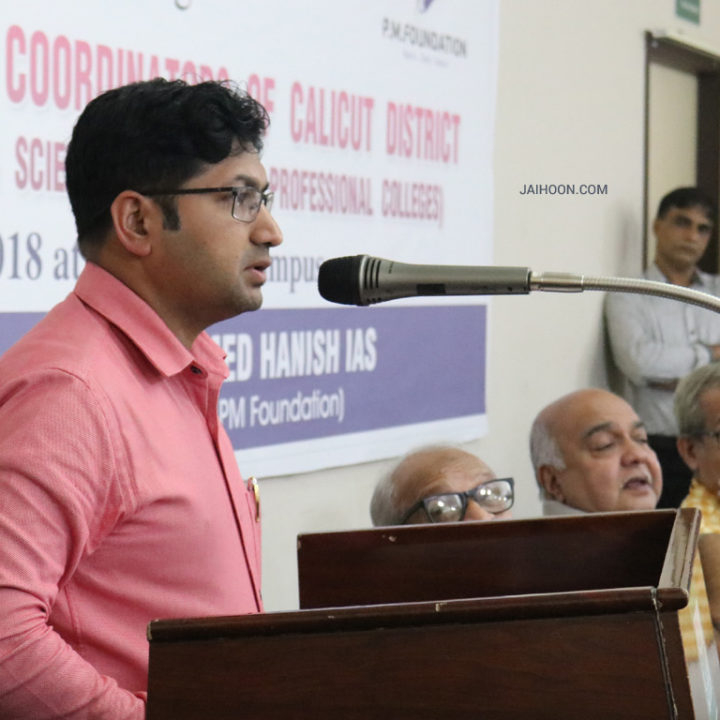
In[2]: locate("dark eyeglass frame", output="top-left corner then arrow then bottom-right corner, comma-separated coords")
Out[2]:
400,477 -> 515,525
141,185 -> 274,223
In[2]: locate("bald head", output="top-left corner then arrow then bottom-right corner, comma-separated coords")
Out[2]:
370,446 -> 511,526
530,389 -> 662,513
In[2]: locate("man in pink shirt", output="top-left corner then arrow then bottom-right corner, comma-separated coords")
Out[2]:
0,79 -> 282,718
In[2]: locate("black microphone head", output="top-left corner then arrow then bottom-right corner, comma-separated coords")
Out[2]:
318,255 -> 366,305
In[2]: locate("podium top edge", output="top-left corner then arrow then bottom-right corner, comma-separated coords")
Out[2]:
148,585 -> 685,644
297,509 -> 684,544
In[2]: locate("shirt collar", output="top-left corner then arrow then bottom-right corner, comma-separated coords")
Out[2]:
542,498 -> 586,516
649,262 -> 706,287
73,262 -> 228,379
688,477 -> 720,502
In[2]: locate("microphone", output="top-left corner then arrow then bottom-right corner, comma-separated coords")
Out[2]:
317,254 -> 720,313
318,255 -> 532,306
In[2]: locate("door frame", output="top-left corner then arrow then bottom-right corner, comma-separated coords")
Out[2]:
644,31 -> 720,270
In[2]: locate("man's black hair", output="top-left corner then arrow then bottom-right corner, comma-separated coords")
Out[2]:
656,186 -> 716,222
65,78 -> 269,254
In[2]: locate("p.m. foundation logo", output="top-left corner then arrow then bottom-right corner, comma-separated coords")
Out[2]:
382,0 -> 468,59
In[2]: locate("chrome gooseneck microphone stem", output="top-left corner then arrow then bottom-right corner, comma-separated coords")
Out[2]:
316,255 -> 720,313
530,272 -> 720,313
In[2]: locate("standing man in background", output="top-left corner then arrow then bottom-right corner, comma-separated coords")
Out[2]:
605,187 -> 720,507
0,78 -> 282,719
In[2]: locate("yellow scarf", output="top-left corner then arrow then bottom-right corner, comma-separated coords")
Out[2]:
679,479 -> 718,663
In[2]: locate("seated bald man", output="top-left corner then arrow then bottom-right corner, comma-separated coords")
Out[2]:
370,445 -> 514,526
529,388 -> 663,515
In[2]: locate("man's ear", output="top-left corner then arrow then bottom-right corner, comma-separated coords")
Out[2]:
677,435 -> 700,474
538,465 -> 564,501
109,191 -> 159,257
652,217 -> 663,239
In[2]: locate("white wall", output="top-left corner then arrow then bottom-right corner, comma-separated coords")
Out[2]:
258,0 -> 720,612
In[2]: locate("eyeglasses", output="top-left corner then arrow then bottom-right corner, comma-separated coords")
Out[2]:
141,185 -> 274,223
400,478 -> 514,524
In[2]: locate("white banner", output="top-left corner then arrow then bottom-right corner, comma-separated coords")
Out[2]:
0,0 -> 498,476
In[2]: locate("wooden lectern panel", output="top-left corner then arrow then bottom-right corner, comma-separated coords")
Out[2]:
147,596 -> 690,719
297,509 -> 691,609
147,509 -> 708,719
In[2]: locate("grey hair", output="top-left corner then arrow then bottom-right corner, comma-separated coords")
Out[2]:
675,364 -> 720,436
370,466 -> 400,526
529,413 -> 566,498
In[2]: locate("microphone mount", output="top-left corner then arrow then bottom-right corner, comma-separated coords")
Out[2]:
530,272 -> 720,313
317,254 -> 720,313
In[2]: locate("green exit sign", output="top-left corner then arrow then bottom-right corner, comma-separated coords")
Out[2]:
676,0 -> 700,23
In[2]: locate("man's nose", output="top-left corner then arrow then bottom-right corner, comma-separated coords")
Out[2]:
251,205 -> 283,247
621,438 -> 652,465
464,500 -> 496,521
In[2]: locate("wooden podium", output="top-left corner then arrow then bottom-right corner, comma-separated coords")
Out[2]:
147,509 -> 718,719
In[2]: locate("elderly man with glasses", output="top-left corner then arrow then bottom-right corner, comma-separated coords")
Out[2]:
370,445 -> 514,526
676,364 -> 720,635
666,365 -> 720,690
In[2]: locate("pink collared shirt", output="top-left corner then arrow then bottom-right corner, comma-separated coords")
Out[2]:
0,263 -> 262,719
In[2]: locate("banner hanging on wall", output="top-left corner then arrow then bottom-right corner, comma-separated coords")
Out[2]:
0,0 -> 498,477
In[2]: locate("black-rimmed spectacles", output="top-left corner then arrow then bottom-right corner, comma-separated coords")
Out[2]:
142,185 -> 274,223
400,477 -> 514,524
